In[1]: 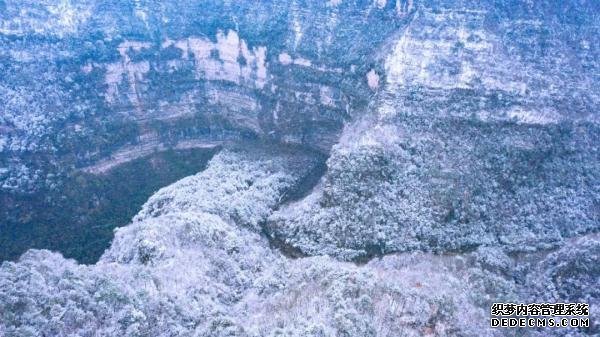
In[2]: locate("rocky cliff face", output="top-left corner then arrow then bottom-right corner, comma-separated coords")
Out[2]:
0,0 -> 410,191
267,0 -> 599,260
0,0 -> 599,336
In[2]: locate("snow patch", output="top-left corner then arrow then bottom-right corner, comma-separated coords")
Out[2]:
367,69 -> 380,90
278,52 -> 293,65
278,52 -> 312,67
294,57 -> 312,67
375,0 -> 387,9
506,107 -> 560,125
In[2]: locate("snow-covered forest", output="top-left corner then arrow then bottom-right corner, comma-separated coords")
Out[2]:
0,0 -> 598,336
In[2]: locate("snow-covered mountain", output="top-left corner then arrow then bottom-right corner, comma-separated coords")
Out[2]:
0,0 -> 599,336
